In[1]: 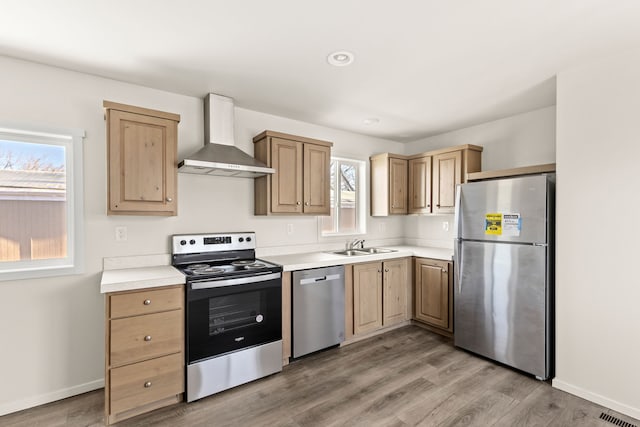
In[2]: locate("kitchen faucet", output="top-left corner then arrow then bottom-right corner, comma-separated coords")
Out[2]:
347,238 -> 365,250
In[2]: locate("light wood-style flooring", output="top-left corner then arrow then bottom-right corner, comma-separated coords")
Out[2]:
1,326 -> 637,427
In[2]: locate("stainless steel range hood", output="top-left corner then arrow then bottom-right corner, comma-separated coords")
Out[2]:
178,94 -> 274,177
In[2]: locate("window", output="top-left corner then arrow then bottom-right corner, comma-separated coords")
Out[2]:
320,157 -> 366,236
0,122 -> 84,281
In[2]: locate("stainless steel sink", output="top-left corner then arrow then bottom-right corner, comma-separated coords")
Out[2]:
354,247 -> 397,254
331,249 -> 367,256
331,247 -> 397,256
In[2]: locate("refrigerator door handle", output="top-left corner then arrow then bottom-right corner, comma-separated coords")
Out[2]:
454,239 -> 462,294
453,184 -> 462,238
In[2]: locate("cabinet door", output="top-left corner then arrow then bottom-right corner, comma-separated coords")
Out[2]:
271,138 -> 303,213
303,143 -> 330,214
432,150 -> 462,214
408,156 -> 431,214
108,110 -> 177,215
415,258 -> 452,331
382,258 -> 408,326
389,158 -> 408,214
353,262 -> 383,335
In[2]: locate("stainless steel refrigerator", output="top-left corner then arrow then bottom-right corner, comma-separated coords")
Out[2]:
454,174 -> 554,380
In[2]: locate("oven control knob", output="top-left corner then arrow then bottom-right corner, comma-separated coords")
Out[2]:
190,239 -> 196,245
246,237 -> 252,242
238,237 -> 244,242
256,314 -> 264,323
180,240 -> 186,246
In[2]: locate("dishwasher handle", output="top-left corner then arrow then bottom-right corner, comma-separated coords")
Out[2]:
299,273 -> 342,285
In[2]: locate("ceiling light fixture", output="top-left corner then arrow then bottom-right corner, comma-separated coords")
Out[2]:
363,118 -> 380,125
327,51 -> 355,67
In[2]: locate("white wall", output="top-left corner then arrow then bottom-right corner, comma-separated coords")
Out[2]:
0,55 -> 404,415
554,48 -> 640,419
402,107 -> 557,248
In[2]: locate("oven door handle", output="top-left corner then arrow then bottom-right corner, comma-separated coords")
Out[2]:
190,272 -> 281,290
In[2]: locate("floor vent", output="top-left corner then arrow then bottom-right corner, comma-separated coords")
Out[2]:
599,412 -> 637,427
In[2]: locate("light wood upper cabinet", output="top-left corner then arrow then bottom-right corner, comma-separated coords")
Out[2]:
353,258 -> 410,336
414,257 -> 453,333
371,145 -> 482,216
370,153 -> 408,216
389,158 -> 408,214
432,150 -> 462,214
432,147 -> 482,214
254,130 -> 332,215
303,142 -> 331,214
271,138 -> 303,213
408,156 -> 432,214
104,101 -> 180,216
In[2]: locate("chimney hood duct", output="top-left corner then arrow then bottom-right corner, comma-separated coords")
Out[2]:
178,94 -> 275,178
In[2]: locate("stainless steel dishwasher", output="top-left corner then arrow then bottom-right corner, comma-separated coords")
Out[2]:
292,265 -> 345,358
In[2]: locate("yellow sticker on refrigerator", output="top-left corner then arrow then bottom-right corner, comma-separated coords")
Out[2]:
485,213 -> 502,235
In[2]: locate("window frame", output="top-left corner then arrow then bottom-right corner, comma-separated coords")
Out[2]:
0,121 -> 85,281
319,156 -> 366,238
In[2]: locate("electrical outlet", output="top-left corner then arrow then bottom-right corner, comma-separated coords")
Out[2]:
442,221 -> 449,232
287,223 -> 294,235
379,221 -> 386,233
115,226 -> 128,241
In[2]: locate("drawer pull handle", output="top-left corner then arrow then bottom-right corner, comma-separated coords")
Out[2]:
144,335 -> 152,342
144,381 -> 152,388
143,299 -> 151,305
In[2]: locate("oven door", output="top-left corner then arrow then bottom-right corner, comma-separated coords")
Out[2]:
187,272 -> 282,364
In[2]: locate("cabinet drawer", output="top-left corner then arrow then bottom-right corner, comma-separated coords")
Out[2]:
110,352 -> 183,415
110,310 -> 183,367
110,287 -> 183,318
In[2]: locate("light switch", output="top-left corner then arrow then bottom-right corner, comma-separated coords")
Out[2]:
287,223 -> 294,235
442,221 -> 449,232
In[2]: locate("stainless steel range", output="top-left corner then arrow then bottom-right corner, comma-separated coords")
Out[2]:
172,232 -> 283,402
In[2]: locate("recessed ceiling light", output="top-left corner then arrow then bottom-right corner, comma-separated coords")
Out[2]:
327,51 -> 355,67
363,118 -> 380,125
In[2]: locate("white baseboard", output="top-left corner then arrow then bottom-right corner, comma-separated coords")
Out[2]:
552,378 -> 640,420
0,379 -> 104,417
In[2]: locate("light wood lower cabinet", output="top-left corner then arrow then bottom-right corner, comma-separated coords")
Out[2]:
352,258 -> 410,336
105,285 -> 184,425
353,262 -> 383,334
110,353 -> 183,415
414,258 -> 453,335
382,259 -> 408,326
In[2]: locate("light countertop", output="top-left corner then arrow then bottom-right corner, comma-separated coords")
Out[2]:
262,245 -> 453,272
99,246 -> 453,292
100,265 -> 185,294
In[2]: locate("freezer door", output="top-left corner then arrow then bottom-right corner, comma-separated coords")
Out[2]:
458,175 -> 550,244
454,240 -> 549,378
